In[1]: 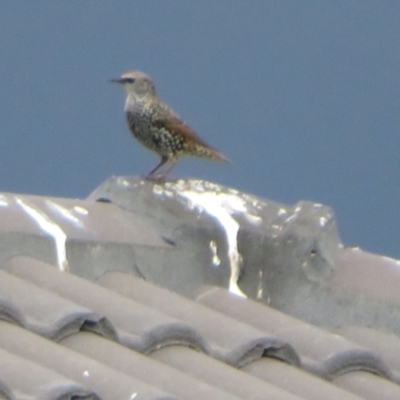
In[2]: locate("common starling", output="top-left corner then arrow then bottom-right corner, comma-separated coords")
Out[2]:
111,70 -> 228,179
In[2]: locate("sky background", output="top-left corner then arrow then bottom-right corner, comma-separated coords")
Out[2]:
1,1 -> 400,258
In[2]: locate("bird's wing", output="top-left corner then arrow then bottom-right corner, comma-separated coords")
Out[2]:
154,102 -> 229,161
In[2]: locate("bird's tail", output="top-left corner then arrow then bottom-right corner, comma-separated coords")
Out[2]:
194,143 -> 230,162
209,148 -> 230,163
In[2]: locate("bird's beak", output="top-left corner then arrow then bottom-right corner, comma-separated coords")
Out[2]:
109,78 -> 124,84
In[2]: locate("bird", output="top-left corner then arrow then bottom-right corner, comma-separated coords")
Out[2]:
111,70 -> 229,180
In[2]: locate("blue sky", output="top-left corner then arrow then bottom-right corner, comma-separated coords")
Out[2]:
1,1 -> 400,258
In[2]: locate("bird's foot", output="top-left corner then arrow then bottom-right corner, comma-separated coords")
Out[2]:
144,173 -> 167,183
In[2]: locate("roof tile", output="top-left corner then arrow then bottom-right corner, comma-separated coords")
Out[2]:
195,285 -> 391,379
242,358 -> 363,400
0,268 -> 111,341
0,321 -> 178,400
333,326 -> 400,383
0,346 -> 99,400
61,331 -> 242,400
334,371 -> 400,400
3,256 -> 205,353
96,270 -> 300,366
151,345 -> 304,400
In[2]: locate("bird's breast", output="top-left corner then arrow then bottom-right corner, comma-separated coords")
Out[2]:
125,108 -> 161,151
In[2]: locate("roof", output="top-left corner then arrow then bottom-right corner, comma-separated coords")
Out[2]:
0,176 -> 400,400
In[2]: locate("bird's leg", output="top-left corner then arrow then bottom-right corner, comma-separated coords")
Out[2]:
159,159 -> 177,179
146,155 -> 173,181
145,157 -> 177,182
147,155 -> 168,177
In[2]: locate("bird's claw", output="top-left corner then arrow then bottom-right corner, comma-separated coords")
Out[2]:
144,173 -> 166,183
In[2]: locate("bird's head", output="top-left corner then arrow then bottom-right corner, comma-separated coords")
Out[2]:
110,70 -> 156,99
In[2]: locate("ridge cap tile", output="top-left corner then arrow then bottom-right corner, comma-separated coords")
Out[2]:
0,192 -> 168,248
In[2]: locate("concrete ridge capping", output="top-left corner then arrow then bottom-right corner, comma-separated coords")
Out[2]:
89,176 -> 341,296
88,176 -> 400,334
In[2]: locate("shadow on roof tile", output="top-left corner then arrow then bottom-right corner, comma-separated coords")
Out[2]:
0,378 -> 13,400
333,326 -> 400,384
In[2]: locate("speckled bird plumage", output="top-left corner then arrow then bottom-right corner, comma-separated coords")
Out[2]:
112,70 -> 228,179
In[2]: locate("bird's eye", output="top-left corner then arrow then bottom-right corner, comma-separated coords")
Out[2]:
124,78 -> 135,84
